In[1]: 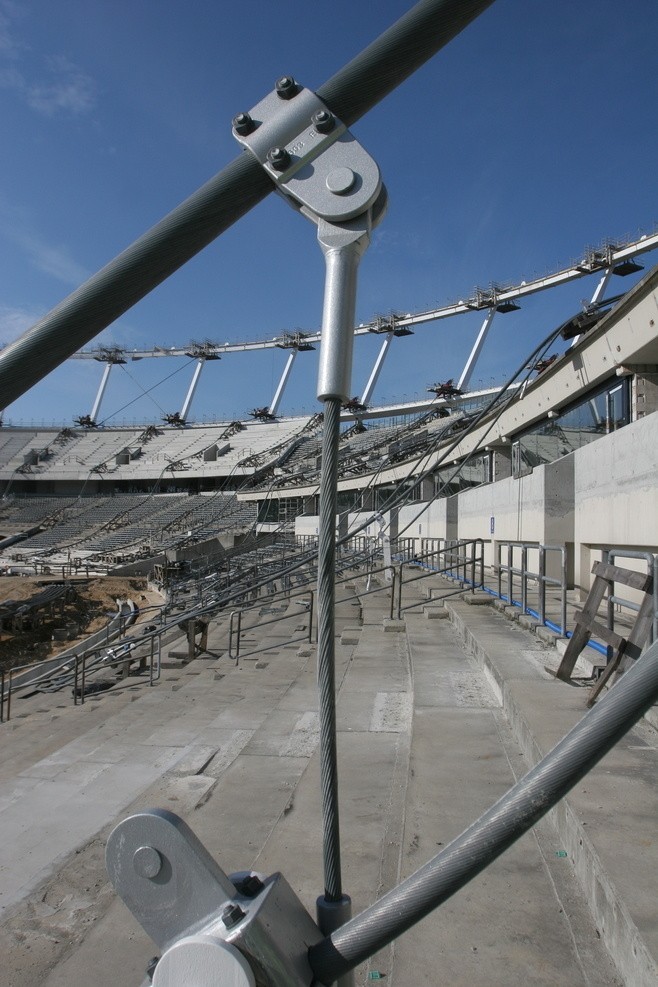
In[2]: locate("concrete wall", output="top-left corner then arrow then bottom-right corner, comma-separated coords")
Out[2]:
397,498 -> 448,544
574,412 -> 658,589
296,412 -> 658,590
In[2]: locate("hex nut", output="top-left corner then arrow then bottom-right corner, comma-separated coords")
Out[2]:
234,874 -> 265,897
233,113 -> 255,136
275,76 -> 299,100
312,109 -> 335,134
267,146 -> 291,172
222,903 -> 247,928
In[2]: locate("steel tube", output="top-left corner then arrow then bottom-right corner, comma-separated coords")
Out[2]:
0,0 -> 495,408
309,639 -> 658,984
0,157 -> 270,408
317,0 -> 496,127
539,546 -> 546,625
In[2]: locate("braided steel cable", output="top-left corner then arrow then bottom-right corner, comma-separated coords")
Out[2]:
319,0 -> 495,127
316,396 -> 343,901
309,639 -> 658,983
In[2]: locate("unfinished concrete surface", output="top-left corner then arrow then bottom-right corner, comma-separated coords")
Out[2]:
0,584 -> 654,986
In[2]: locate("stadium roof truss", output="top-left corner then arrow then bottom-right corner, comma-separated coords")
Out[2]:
64,230 -> 657,426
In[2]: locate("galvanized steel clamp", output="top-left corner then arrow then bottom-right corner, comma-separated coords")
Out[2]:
232,78 -> 387,402
106,809 -> 324,987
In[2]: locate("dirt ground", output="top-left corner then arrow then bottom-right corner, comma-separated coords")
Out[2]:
0,576 -> 162,673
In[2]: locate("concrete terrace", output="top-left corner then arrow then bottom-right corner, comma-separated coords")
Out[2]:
0,571 -> 655,986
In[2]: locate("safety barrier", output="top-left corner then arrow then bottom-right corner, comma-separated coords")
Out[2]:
73,635 -> 161,705
496,541 -> 567,636
391,538 -> 485,618
228,591 -> 315,662
602,548 -> 658,647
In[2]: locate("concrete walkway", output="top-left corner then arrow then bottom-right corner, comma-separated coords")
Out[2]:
0,577 -> 653,985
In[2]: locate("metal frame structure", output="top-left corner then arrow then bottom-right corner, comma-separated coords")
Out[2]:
64,229 -> 656,422
2,0 -> 658,983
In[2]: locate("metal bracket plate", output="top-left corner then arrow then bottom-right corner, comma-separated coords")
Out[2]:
106,809 -> 324,987
233,82 -> 381,223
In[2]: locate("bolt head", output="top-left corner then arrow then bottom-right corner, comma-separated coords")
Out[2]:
275,76 -> 298,100
234,874 -> 265,897
267,146 -> 291,172
222,903 -> 246,929
133,845 -> 162,880
312,109 -> 335,134
326,167 -> 356,195
232,112 -> 255,137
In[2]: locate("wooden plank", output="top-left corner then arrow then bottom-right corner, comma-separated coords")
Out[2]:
587,590 -> 655,706
572,613 -> 625,651
555,574 -> 610,681
587,650 -> 624,706
592,561 -> 652,593
617,590 -> 655,665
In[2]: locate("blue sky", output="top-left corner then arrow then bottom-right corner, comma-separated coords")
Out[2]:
1,0 -> 656,426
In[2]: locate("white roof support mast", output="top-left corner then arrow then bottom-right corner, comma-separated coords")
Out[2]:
90,361 -> 113,424
269,349 -> 298,417
360,331 -> 394,407
179,358 -> 206,423
457,307 -> 496,393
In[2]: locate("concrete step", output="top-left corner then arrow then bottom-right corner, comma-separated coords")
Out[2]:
445,599 -> 658,987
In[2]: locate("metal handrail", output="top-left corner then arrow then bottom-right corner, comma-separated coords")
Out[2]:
228,593 -> 315,662
73,640 -> 160,706
393,539 -> 485,618
602,548 -> 658,649
496,541 -> 567,636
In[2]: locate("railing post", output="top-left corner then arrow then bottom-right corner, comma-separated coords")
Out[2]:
81,654 -> 86,705
602,549 -> 614,660
397,563 -> 404,620
653,552 -> 658,645
308,592 -> 315,645
7,669 -> 13,721
538,546 -> 546,625
228,611 -> 235,660
561,547 -> 567,637
507,543 -> 513,605
389,569 -> 396,621
496,542 -> 502,600
521,545 -> 528,615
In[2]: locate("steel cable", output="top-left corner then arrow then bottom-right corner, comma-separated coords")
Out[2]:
316,396 -> 343,901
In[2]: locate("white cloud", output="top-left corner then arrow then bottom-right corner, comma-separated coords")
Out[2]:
0,1 -> 23,59
10,227 -> 90,285
0,303 -> 43,345
0,4 -> 96,116
26,54 -> 96,116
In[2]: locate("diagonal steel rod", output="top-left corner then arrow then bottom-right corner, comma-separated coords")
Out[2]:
0,0 -> 495,409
